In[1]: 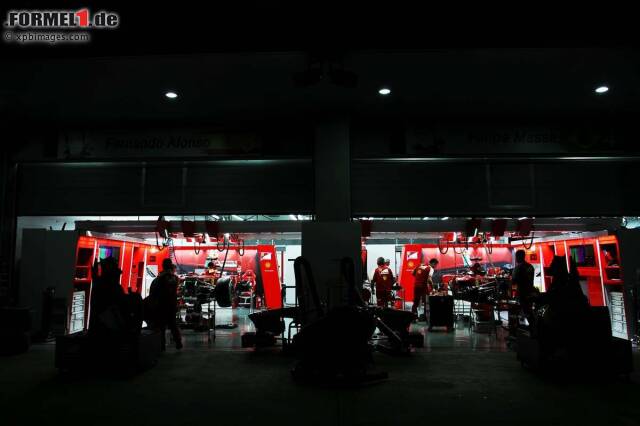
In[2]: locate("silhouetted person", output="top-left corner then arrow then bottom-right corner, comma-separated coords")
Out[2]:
512,249 -> 535,317
535,256 -> 590,351
148,258 -> 183,350
546,256 -> 589,317
89,256 -> 126,335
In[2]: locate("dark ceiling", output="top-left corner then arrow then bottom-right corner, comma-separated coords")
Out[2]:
3,48 -> 639,126
1,3 -> 639,127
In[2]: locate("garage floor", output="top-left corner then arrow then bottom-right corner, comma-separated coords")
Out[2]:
2,310 -> 639,426
181,307 -> 510,351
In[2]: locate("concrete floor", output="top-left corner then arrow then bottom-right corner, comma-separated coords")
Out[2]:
2,308 -> 639,426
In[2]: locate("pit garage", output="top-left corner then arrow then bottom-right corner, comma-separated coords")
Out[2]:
15,215 -> 636,360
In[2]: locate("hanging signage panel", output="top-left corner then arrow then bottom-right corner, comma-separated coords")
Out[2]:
58,130 -> 262,159
405,125 -> 618,155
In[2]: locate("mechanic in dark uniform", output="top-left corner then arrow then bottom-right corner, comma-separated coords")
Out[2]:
371,257 -> 394,307
512,249 -> 536,317
89,256 -> 126,335
148,258 -> 183,350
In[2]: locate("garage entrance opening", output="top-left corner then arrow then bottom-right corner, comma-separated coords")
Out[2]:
15,216 -> 634,352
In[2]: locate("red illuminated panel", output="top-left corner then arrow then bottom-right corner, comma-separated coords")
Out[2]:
127,246 -> 147,293
77,236 -> 96,249
257,245 -> 282,309
540,243 -> 555,290
398,244 -> 423,301
147,247 -> 169,269
587,277 -> 605,306
120,243 -> 133,291
540,243 -> 555,268
420,245 -> 512,272
74,237 -> 96,283
170,246 -> 259,274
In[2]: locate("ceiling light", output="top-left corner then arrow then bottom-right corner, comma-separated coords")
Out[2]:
594,86 -> 609,94
289,214 -> 298,221
165,91 -> 178,99
441,217 -> 449,221
210,215 -> 219,220
232,215 -> 244,221
378,87 -> 391,96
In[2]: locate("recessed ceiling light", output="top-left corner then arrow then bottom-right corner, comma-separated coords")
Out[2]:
595,86 -> 609,94
378,87 -> 391,95
165,91 -> 178,99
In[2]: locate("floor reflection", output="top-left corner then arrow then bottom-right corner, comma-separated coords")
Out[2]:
175,307 -> 511,352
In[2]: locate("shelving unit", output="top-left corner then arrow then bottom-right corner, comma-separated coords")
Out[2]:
598,237 -> 627,339
69,291 -> 86,333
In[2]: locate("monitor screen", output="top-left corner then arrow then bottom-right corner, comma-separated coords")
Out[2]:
99,245 -> 121,262
570,244 -> 595,267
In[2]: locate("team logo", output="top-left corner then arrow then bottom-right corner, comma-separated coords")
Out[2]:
408,261 -> 414,268
407,251 -> 419,260
260,252 -> 272,261
265,261 -> 271,269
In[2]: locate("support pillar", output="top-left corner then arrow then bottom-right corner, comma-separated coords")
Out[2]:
302,119 -> 361,307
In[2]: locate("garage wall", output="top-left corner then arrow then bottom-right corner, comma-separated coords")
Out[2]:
282,244 -> 301,304
16,160 -> 314,215
352,159 -> 640,217
19,158 -> 639,218
19,229 -> 77,334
